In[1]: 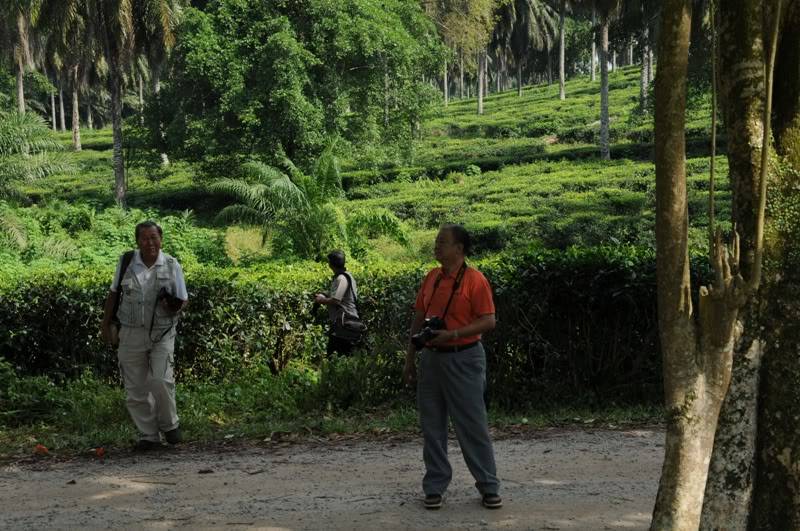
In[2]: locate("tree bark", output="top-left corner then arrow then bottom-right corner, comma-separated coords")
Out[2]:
651,1 -> 748,527
444,58 -> 449,107
459,52 -> 464,99
16,55 -> 25,114
517,62 -> 523,97
640,22 -> 650,110
59,85 -> 66,132
559,0 -> 566,100
591,6 -> 597,82
50,91 -> 56,131
700,335 -> 762,530
138,73 -> 145,125
477,51 -> 484,115
599,17 -> 610,160
109,66 -> 126,207
71,65 -> 81,152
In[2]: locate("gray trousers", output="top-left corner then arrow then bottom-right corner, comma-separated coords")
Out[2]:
117,326 -> 179,442
417,342 -> 500,496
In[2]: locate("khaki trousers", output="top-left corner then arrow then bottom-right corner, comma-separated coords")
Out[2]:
117,325 -> 179,442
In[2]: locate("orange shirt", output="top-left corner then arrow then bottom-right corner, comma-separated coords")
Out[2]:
414,264 -> 495,346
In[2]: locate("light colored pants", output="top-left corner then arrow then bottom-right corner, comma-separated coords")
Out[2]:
417,342 -> 500,496
118,326 -> 179,442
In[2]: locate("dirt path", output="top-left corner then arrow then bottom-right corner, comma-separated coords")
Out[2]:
0,428 -> 663,530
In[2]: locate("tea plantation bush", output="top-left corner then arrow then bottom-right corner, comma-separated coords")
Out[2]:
0,246 -> 713,408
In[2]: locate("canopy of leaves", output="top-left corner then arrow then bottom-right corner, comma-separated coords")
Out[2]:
151,0 -> 442,176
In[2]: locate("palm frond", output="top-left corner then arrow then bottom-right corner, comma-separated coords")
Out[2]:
0,207 -> 28,250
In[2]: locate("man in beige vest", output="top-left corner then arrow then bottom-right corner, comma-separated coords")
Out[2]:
101,221 -> 188,451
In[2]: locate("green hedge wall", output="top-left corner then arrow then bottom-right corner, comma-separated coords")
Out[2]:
0,247 -> 708,407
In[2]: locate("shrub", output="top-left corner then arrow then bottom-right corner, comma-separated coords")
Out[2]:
0,247 -> 707,407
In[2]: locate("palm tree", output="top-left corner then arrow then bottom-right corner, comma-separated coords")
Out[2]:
0,110 -> 71,199
38,0 -> 99,151
506,0 -> 558,96
0,0 -> 38,114
211,146 -> 407,261
595,0 -> 622,160
46,0 -> 180,207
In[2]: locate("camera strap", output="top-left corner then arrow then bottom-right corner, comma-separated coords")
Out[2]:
424,262 -> 467,320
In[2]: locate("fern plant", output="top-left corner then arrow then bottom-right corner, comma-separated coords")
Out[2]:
211,144 -> 408,260
0,111 -> 71,199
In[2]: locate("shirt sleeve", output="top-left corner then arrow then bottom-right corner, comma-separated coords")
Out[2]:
109,255 -> 123,292
470,271 -> 495,316
173,260 -> 189,301
330,275 -> 348,302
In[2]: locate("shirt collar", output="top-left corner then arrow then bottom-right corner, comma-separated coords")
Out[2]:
133,250 -> 166,268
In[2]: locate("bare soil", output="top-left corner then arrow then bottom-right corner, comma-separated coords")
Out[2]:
0,427 -> 663,530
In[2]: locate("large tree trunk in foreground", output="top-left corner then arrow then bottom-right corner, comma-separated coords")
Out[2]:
748,3 -> 800,526
651,0 -> 751,528
699,3 -> 769,528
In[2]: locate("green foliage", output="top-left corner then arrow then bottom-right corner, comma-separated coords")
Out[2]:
1,247 -> 681,407
0,110 -> 72,198
154,0 -> 442,174
212,148 -> 409,260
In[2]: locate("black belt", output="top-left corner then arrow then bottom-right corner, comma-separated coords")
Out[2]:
429,341 -> 480,353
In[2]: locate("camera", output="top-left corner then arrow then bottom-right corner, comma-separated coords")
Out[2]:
411,316 -> 446,350
158,287 -> 183,313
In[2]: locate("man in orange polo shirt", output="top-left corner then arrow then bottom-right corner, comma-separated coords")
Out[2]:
403,224 -> 501,510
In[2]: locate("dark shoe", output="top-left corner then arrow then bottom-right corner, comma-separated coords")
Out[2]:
164,427 -> 182,445
482,493 -> 502,509
134,439 -> 162,452
424,494 -> 443,510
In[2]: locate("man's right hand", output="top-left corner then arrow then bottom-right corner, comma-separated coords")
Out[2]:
402,358 -> 416,386
100,322 -> 114,345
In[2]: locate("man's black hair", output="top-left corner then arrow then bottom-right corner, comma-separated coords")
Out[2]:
442,223 -> 472,256
327,249 -> 346,270
135,220 -> 163,240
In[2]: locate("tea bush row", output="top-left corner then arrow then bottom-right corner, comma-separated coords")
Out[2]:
0,246 -> 714,407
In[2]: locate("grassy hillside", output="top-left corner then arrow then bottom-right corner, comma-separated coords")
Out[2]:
7,65 -> 721,266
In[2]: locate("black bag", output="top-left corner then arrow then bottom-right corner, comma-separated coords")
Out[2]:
330,273 -> 367,343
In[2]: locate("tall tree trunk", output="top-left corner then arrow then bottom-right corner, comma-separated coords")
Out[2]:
559,0 -> 566,100
591,5 -> 597,82
612,50 -> 617,71
629,43 -> 634,65
649,49 -> 655,82
651,2 -> 731,528
87,102 -> 93,130
599,18 -> 610,160
477,52 -> 484,115
459,52 -> 464,99
443,58 -> 449,107
71,65 -> 81,152
640,23 -> 650,109
138,73 -> 145,126
109,68 -> 126,207
517,62 -> 523,97
58,85 -> 66,132
547,46 -> 553,85
50,91 -> 56,131
653,0 -> 778,528
16,55 -> 25,114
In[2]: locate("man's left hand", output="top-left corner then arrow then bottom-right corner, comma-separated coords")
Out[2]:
427,329 -> 456,346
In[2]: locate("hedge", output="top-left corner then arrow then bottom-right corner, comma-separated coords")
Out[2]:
0,247 -> 710,407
